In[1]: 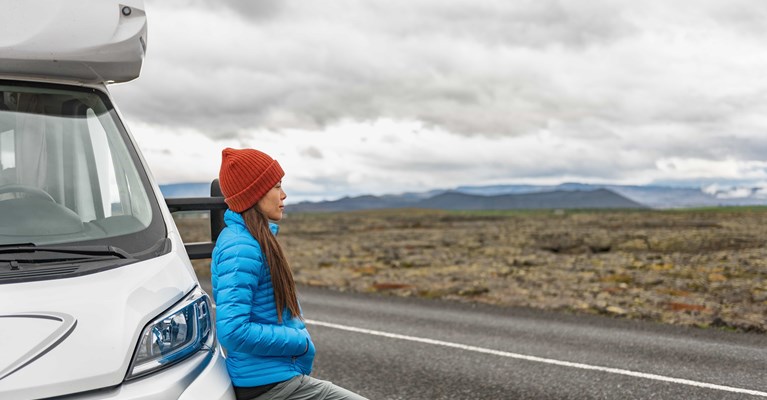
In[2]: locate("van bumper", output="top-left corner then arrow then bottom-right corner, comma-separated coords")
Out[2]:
178,345 -> 235,400
62,344 -> 234,399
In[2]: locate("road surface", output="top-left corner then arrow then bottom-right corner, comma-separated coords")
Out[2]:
297,286 -> 767,400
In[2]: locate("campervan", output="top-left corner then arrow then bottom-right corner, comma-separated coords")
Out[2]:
0,1 -> 234,398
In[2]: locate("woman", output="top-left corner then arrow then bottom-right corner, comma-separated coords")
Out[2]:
211,148 -> 367,400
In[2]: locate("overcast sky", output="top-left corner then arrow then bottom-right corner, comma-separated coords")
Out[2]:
110,0 -> 767,203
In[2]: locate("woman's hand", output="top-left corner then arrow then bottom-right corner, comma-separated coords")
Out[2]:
295,337 -> 316,374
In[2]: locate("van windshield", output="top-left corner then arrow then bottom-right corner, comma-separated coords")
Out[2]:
0,81 -> 166,259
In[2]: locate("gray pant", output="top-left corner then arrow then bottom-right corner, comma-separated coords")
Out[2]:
256,375 -> 368,400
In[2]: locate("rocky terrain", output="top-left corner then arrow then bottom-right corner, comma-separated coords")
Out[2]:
176,207 -> 767,333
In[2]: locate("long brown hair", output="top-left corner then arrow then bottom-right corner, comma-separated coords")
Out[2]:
242,207 -> 300,322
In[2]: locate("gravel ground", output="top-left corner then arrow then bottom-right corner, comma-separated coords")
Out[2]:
178,207 -> 767,333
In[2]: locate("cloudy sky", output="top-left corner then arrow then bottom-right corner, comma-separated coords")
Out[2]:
110,0 -> 767,203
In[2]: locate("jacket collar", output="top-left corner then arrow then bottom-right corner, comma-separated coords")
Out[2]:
224,209 -> 279,235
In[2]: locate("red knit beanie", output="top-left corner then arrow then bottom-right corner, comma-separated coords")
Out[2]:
219,148 -> 285,213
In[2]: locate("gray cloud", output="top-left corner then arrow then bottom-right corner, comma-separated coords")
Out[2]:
107,0 -> 767,195
115,0 -> 653,136
214,0 -> 284,20
116,0 -> 767,142
300,146 -> 323,159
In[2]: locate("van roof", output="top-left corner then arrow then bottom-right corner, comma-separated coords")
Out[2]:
0,0 -> 147,84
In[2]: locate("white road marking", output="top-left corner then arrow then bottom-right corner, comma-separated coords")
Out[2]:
306,319 -> 767,398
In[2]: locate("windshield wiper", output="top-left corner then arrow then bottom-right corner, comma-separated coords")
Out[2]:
0,244 -> 130,261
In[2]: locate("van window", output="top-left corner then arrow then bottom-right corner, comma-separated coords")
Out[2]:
0,81 -> 165,258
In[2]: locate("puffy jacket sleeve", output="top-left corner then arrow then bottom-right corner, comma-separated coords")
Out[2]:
213,239 -> 309,357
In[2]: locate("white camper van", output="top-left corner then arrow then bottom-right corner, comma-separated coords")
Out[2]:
0,1 -> 235,399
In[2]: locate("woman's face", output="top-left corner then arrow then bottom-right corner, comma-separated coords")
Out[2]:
257,181 -> 287,221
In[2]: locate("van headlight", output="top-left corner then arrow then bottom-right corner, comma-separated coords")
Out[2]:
127,287 -> 213,379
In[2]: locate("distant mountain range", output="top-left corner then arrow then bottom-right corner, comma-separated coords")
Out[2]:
159,182 -> 767,212
160,182 -> 216,198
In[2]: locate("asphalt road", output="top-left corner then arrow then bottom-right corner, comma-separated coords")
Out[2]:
297,286 -> 767,400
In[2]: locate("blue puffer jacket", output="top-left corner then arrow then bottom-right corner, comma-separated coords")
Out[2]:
211,210 -> 315,387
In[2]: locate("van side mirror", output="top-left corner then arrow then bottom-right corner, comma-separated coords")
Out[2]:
165,179 -> 227,259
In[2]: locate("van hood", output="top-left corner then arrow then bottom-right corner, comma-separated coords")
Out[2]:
0,244 -> 198,399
